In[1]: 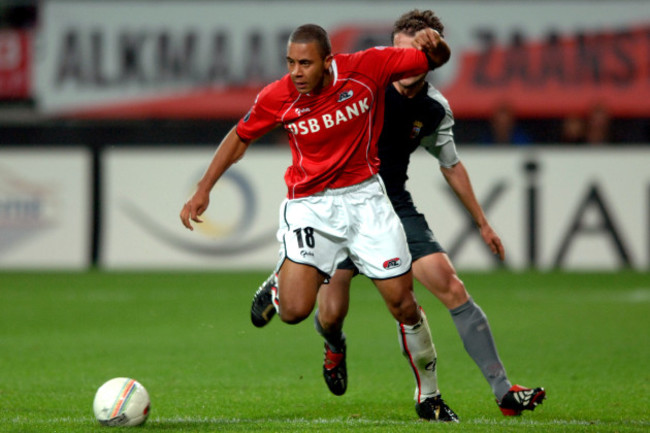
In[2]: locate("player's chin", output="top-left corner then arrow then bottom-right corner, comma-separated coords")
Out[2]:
293,82 -> 310,94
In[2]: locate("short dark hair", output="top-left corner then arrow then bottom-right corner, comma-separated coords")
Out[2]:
391,9 -> 445,40
289,24 -> 332,58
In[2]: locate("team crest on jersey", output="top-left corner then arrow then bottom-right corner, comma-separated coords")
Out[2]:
410,121 -> 423,139
337,90 -> 354,102
383,257 -> 402,270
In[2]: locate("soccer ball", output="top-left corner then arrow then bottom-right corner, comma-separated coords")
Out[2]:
93,377 -> 150,426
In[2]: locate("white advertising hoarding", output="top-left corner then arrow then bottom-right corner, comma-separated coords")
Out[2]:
102,146 -> 650,271
408,147 -> 649,270
102,145 -> 290,269
0,148 -> 92,269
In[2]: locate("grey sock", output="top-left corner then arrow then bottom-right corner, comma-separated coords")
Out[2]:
314,308 -> 346,353
450,299 -> 511,399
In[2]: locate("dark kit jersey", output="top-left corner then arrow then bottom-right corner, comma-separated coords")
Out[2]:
378,82 -> 455,198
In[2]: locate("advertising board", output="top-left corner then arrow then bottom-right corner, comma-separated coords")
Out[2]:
101,146 -> 650,271
0,148 -> 91,269
36,1 -> 650,119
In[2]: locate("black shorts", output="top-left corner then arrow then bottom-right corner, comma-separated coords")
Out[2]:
337,189 -> 445,272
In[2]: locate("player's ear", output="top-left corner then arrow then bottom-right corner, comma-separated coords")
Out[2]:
324,54 -> 333,69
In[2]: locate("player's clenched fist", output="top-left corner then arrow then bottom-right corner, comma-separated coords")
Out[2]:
412,28 -> 450,69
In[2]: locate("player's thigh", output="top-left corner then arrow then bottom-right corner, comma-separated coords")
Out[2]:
348,185 -> 411,279
413,252 -> 469,309
277,260 -> 324,323
279,197 -> 348,278
399,212 -> 445,261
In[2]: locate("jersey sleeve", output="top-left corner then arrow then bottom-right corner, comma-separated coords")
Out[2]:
361,47 -> 430,88
420,94 -> 460,168
236,83 -> 283,142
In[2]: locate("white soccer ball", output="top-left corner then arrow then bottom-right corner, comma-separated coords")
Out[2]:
93,377 -> 150,427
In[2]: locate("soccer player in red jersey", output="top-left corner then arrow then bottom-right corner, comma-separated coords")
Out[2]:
249,11 -> 545,419
180,23 -> 457,421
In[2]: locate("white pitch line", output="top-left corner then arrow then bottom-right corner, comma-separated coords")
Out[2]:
8,416 -> 650,427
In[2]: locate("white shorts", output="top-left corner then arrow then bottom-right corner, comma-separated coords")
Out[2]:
276,175 -> 412,280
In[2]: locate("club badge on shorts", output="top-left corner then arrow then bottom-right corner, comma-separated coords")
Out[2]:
383,257 -> 402,270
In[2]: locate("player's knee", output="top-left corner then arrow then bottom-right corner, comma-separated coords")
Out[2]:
278,299 -> 312,324
446,275 -> 469,306
279,307 -> 308,324
318,306 -> 345,330
388,295 -> 420,325
280,314 -> 304,325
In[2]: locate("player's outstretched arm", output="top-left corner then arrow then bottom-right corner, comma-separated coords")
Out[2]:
412,28 -> 451,70
180,127 -> 251,230
440,161 -> 505,260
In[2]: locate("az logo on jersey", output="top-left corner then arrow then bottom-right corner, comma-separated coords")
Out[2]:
337,90 -> 354,102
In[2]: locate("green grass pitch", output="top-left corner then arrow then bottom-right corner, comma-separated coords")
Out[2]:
1,270 -> 649,432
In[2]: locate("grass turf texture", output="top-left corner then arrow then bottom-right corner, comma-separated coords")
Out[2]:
1,270 -> 648,432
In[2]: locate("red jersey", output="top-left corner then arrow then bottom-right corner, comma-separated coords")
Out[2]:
236,46 -> 429,199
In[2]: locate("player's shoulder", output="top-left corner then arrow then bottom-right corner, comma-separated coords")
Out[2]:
255,75 -> 298,106
260,75 -> 295,97
423,82 -> 453,114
